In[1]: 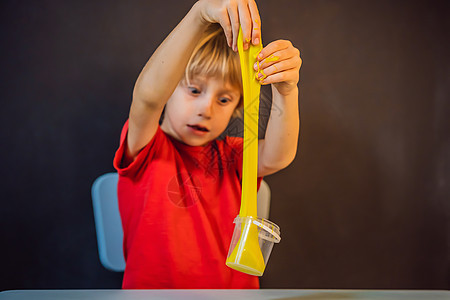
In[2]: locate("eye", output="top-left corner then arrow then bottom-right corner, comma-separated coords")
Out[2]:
218,97 -> 231,105
188,86 -> 201,95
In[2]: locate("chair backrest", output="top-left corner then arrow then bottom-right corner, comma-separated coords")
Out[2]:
91,172 -> 125,272
91,172 -> 271,272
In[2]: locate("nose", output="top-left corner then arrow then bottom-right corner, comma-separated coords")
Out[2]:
197,95 -> 213,119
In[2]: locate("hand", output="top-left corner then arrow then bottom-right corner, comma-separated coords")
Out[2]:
254,40 -> 302,96
197,0 -> 261,52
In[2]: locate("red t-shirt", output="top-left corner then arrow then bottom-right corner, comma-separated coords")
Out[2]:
113,121 -> 260,289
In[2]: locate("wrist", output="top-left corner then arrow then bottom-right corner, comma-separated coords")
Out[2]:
272,83 -> 298,98
271,85 -> 298,113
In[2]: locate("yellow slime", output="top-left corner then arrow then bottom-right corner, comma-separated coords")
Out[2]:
225,28 -> 265,276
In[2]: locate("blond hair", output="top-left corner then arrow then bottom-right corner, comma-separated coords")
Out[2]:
184,24 -> 243,116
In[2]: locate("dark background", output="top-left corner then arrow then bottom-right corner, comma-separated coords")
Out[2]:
1,0 -> 449,290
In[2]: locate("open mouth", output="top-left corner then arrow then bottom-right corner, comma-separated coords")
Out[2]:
187,124 -> 209,132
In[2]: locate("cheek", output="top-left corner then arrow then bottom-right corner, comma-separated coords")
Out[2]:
167,98 -> 190,119
165,103 -> 178,119
166,87 -> 191,115
217,107 -> 235,126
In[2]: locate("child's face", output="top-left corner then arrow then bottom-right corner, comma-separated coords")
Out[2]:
161,75 -> 241,146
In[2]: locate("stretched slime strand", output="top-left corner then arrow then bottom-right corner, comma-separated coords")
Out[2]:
225,28 -> 265,276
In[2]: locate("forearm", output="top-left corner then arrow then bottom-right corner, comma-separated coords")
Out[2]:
259,87 -> 299,175
133,2 -> 207,107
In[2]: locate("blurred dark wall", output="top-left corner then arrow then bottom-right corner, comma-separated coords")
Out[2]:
1,0 -> 448,290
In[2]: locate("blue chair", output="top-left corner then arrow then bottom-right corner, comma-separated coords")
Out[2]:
91,172 -> 125,272
91,172 -> 271,272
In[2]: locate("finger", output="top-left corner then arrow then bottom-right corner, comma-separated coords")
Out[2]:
219,11 -> 233,48
256,47 -> 301,70
238,1 -> 252,50
248,0 -> 261,45
259,68 -> 299,85
256,56 -> 301,80
257,40 -> 292,61
227,5 -> 240,52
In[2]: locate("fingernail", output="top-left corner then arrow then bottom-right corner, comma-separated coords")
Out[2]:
253,38 -> 259,45
258,53 -> 263,60
244,43 -> 249,51
253,62 -> 258,70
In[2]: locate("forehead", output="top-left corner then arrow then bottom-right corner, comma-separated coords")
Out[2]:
187,75 -> 242,95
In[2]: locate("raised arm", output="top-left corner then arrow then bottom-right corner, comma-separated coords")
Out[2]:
126,0 -> 261,161
127,3 -> 206,160
256,40 -> 302,177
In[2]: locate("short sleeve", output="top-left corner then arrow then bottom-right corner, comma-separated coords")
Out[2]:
113,120 -> 163,178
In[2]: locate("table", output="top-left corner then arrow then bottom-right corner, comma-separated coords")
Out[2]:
0,289 -> 448,300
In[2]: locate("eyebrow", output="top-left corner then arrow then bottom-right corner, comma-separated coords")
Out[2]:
188,76 -> 241,99
220,83 -> 241,96
221,89 -> 240,100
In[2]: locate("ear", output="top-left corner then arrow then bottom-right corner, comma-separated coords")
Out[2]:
232,106 -> 243,119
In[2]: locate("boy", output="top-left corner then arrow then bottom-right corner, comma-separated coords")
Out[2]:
114,0 -> 301,289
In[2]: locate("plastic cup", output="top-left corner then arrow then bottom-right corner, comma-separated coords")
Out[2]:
226,215 -> 281,276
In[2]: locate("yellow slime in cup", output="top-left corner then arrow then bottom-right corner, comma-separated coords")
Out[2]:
225,28 -> 265,276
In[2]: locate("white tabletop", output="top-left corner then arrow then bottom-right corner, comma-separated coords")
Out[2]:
0,289 -> 449,300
